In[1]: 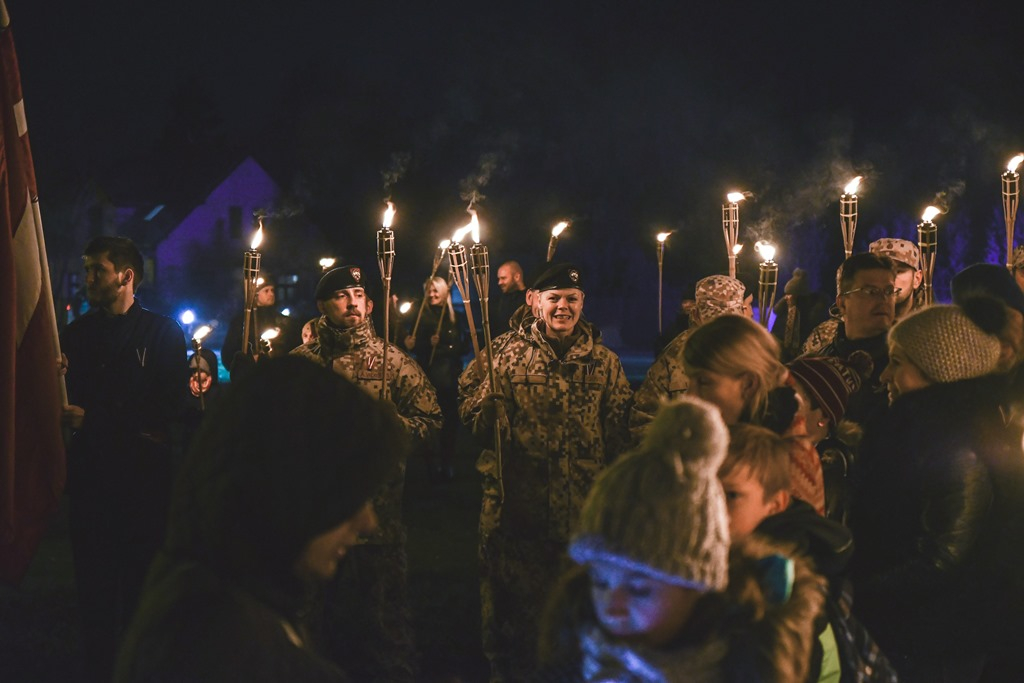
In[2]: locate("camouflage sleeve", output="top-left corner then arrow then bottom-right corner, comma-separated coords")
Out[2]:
628,355 -> 671,446
458,350 -> 513,438
289,342 -> 328,366
801,319 -> 836,356
392,354 -> 443,447
600,353 -> 634,462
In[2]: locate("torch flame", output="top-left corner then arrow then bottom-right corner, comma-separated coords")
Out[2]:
193,325 -> 212,342
319,257 -> 336,269
656,231 -> 670,243
755,240 -> 777,262
261,327 -> 280,341
727,191 -> 746,203
1008,154 -> 1024,173
844,176 -> 863,194
733,243 -> 744,255
470,210 -> 481,244
921,206 -> 942,222
382,201 -> 396,229
399,301 -> 412,315
438,239 -> 451,250
452,211 -> 479,244
551,221 -> 569,238
250,225 -> 263,250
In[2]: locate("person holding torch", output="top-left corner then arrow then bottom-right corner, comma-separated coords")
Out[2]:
459,262 -> 633,682
292,264 -> 441,683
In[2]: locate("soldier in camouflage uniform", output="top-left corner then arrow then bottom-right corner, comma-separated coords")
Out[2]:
629,274 -> 748,443
803,239 -> 922,355
460,263 -> 633,682
292,264 -> 442,683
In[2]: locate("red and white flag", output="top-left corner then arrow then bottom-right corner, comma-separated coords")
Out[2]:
0,3 -> 67,585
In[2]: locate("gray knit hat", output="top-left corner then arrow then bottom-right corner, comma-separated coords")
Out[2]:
888,304 -> 1001,383
568,396 -> 730,591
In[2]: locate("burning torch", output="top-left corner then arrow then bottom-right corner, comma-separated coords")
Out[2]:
547,221 -> 570,262
1003,154 -> 1023,270
376,201 -> 397,400
319,257 -> 336,272
240,219 -> 264,359
723,192 -> 746,279
840,176 -> 862,260
755,241 -> 778,329
656,231 -> 671,334
448,210 -> 483,367
467,214 -> 505,501
918,206 -> 941,307
410,239 -> 451,342
191,325 -> 212,411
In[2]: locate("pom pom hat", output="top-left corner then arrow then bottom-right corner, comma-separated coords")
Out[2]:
569,396 -> 730,592
786,354 -> 871,426
888,303 -> 1001,383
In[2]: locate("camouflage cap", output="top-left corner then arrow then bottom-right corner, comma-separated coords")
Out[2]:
694,275 -> 745,323
869,238 -> 920,270
315,265 -> 367,300
1014,245 -> 1024,270
531,262 -> 584,292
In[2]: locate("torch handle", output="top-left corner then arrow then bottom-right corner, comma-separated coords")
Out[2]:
380,279 -> 391,401
546,236 -> 557,263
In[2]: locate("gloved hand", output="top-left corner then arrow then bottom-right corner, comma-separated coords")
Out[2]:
479,392 -> 507,429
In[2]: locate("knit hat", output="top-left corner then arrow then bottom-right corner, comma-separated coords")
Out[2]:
784,268 -> 810,296
315,265 -> 367,300
869,238 -> 920,270
569,396 -> 730,591
951,263 -> 1024,316
693,275 -> 745,324
531,262 -> 584,292
786,354 -> 871,425
888,304 -> 1001,383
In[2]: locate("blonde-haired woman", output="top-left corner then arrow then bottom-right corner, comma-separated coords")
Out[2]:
404,276 -> 466,480
683,314 -> 825,514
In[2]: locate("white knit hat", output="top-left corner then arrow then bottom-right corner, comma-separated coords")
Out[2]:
568,396 -> 730,591
888,303 -> 1001,383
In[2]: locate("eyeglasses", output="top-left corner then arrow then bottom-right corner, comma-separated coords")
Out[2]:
840,285 -> 901,300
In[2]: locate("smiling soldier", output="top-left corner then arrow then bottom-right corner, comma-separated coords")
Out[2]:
460,262 -> 633,682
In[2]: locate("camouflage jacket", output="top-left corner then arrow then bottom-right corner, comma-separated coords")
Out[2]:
628,328 -> 694,445
460,318 -> 633,542
292,316 -> 442,544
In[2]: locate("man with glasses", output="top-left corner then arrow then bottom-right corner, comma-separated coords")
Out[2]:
802,252 -> 898,427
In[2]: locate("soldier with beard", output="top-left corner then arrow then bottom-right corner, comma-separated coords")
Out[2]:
292,264 -> 441,683
460,262 -> 633,682
60,236 -> 188,683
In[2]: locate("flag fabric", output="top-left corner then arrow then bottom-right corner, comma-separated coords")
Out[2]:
0,6 -> 67,584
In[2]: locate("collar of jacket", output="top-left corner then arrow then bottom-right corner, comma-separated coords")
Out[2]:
315,317 -> 377,358
529,318 -> 595,363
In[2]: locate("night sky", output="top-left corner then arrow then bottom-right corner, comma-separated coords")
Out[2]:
10,1 -> 1024,346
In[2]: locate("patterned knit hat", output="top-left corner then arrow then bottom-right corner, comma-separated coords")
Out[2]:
786,354 -> 870,425
569,396 -> 730,591
1014,246 -> 1024,271
693,275 -> 746,325
888,304 -> 1001,383
870,238 -> 920,270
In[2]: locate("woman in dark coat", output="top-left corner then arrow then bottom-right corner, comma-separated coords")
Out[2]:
115,357 -> 407,682
850,299 -> 1024,683
404,275 -> 467,479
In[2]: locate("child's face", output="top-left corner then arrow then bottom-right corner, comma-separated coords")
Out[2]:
719,464 -> 786,540
589,560 -> 702,647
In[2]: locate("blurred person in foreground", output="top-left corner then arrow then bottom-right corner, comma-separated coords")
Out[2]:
115,356 -> 406,682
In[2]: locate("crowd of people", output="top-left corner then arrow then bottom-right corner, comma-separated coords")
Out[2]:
56,233 -> 1024,682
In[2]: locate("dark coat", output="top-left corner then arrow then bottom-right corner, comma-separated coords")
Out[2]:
850,375 -> 1024,680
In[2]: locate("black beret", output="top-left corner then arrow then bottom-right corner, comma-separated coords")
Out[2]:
531,262 -> 584,292
315,265 -> 368,300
